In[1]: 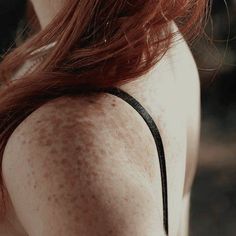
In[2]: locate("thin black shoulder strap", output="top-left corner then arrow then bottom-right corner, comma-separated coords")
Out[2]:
101,87 -> 169,235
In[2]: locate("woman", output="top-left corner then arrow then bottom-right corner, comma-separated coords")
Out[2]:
0,0 -> 208,235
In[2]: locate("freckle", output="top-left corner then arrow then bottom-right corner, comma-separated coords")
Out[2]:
50,148 -> 57,154
61,158 -> 69,165
52,194 -> 59,203
99,149 -> 106,155
82,208 -> 89,214
76,159 -> 82,167
61,124 -> 75,130
85,179 -> 92,185
71,196 -> 77,202
62,139 -> 69,145
92,172 -> 98,178
28,140 -> 33,144
69,180 -> 76,187
52,159 -> 59,164
48,196 -> 52,201
36,207 -> 39,211
33,184 -> 37,189
20,130 -> 26,135
61,146 -> 69,153
43,172 -> 50,178
88,99 -> 93,103
124,196 -> 129,202
65,116 -> 74,121
59,183 -> 64,189
45,139 -> 53,146
112,103 -> 116,107
51,116 -> 62,125
39,127 -> 47,135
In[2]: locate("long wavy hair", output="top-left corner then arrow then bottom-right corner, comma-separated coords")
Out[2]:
0,0 -> 209,216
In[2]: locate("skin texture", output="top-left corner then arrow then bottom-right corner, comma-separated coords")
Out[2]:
2,94 -> 166,236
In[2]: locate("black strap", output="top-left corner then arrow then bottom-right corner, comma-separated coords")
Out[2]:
102,87 -> 169,235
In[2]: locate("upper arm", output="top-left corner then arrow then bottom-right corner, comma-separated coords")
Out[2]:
169,23 -> 201,194
2,94 -> 164,236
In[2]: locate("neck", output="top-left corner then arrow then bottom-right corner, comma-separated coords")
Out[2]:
30,1 -> 63,29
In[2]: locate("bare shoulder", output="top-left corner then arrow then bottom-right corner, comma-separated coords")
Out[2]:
3,92 -> 158,178
2,93 -> 164,236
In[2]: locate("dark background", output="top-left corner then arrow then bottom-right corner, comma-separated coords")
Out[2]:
0,0 -> 235,235
191,1 -> 236,235
0,0 -> 26,57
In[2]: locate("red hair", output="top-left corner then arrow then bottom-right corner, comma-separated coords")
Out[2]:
0,0 -> 208,215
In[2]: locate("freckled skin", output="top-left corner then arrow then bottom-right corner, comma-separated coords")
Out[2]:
2,94 -> 165,236
50,148 -> 58,154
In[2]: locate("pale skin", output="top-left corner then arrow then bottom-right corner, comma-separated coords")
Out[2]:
0,1 -> 200,236
30,0 -> 64,29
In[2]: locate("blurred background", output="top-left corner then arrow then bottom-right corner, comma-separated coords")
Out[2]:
0,0 -> 235,235
191,1 -> 236,235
